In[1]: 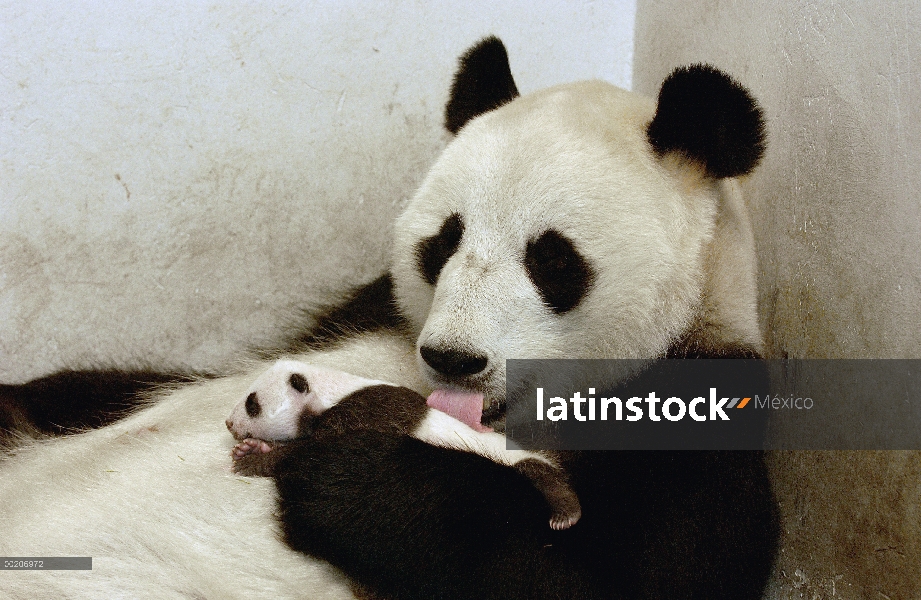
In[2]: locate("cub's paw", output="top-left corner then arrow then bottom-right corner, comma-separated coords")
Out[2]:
231,438 -> 279,477
231,437 -> 273,460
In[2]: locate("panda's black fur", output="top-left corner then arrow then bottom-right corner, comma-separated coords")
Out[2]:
278,432 -> 776,599
0,36 -> 779,599
647,64 -> 767,179
444,36 -> 520,135
0,369 -> 205,441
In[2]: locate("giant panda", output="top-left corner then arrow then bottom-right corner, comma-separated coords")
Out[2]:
0,37 -> 777,599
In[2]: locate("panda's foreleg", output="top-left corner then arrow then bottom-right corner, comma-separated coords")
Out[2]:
272,430 -> 606,600
0,369 -> 204,444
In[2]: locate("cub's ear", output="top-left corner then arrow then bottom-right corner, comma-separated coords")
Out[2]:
647,64 -> 766,178
444,36 -> 520,134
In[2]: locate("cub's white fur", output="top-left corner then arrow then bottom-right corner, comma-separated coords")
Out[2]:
0,74 -> 759,598
227,360 -> 389,441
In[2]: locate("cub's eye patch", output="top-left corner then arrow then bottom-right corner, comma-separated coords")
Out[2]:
414,213 -> 464,285
245,392 -> 261,418
289,373 -> 309,394
525,230 -> 595,314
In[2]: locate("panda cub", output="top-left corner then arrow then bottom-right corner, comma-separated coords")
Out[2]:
226,359 -> 581,530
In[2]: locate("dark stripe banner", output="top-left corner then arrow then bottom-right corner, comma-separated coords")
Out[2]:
504,359 -> 921,450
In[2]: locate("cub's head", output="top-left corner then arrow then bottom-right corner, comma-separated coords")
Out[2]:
391,37 -> 765,419
226,360 -> 384,441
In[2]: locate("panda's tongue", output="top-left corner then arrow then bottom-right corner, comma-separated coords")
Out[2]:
426,389 -> 493,433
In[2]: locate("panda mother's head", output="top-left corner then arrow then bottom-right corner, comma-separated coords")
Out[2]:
392,37 -> 765,410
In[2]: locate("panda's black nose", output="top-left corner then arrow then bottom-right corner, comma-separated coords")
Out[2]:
419,346 -> 488,377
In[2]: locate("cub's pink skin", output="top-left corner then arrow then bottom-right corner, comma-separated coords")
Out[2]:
231,437 -> 273,460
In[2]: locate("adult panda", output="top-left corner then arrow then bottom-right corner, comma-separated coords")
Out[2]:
0,37 -> 777,599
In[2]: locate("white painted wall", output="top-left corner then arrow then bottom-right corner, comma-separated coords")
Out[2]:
0,1 -> 636,380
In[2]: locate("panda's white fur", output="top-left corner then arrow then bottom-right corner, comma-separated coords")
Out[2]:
0,40 -> 768,599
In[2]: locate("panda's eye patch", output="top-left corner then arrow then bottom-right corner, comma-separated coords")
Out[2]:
414,213 -> 464,285
525,230 -> 595,314
289,373 -> 309,394
245,392 -> 261,418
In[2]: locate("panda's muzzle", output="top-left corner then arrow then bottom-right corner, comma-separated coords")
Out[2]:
418,344 -> 508,427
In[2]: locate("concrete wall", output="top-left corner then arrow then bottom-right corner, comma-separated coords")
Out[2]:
634,2 -> 920,598
0,1 -> 636,381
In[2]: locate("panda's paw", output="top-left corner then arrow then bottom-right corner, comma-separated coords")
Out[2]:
550,507 -> 582,531
231,438 -> 280,477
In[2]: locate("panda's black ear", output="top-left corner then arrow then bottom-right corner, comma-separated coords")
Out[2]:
444,36 -> 520,135
647,64 -> 766,178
